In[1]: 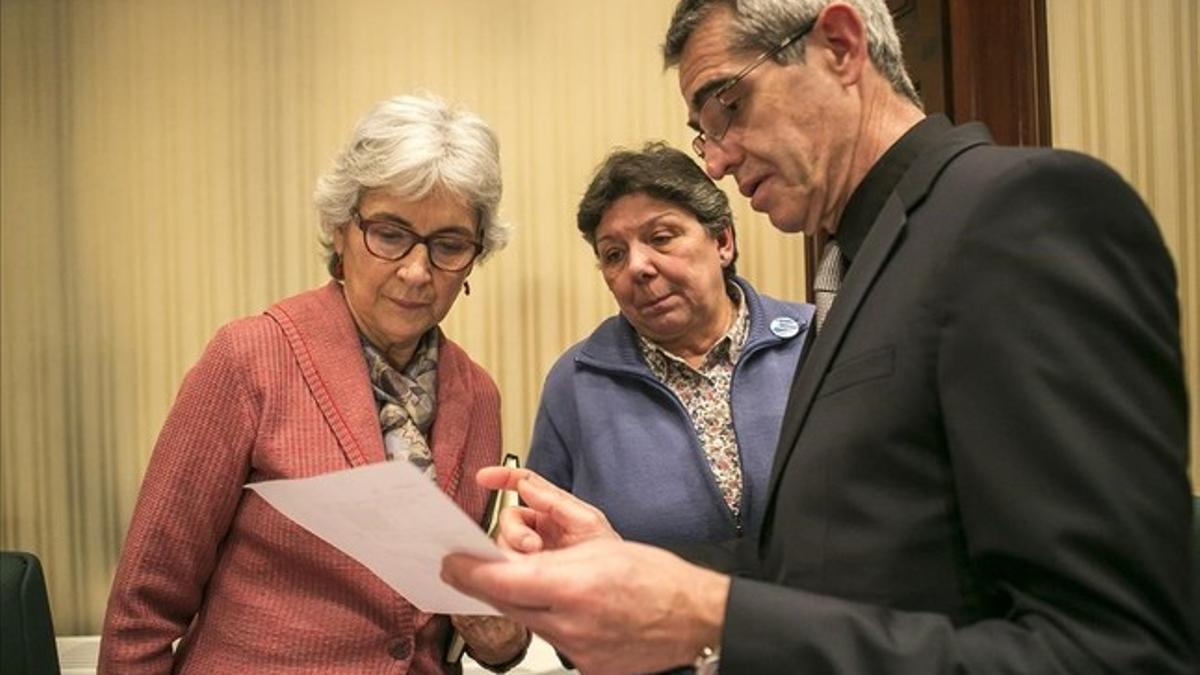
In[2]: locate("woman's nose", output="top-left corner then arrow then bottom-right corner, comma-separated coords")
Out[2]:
395,243 -> 434,283
626,245 -> 658,280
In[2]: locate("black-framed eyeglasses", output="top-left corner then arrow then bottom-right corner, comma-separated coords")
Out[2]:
351,209 -> 483,272
692,19 -> 816,159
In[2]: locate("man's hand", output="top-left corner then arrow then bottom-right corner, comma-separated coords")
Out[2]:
477,466 -> 620,553
443,539 -> 730,675
449,614 -> 529,668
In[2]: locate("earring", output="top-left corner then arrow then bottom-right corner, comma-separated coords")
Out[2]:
330,252 -> 344,280
463,280 -> 471,296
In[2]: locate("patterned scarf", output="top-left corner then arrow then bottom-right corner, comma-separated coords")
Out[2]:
361,329 -> 440,480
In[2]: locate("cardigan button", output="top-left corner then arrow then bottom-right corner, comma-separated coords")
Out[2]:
388,638 -> 412,660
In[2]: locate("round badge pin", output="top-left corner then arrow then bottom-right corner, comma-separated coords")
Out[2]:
770,316 -> 801,338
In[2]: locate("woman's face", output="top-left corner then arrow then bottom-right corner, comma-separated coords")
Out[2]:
593,192 -> 735,355
333,188 -> 477,364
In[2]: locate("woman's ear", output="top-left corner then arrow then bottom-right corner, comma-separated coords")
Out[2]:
716,223 -> 737,266
332,223 -> 347,257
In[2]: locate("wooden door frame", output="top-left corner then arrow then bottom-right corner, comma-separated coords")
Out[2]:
804,0 -> 1050,298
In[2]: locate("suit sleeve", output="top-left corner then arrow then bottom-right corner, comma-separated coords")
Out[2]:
721,153 -> 1196,673
98,325 -> 259,674
663,537 -> 759,576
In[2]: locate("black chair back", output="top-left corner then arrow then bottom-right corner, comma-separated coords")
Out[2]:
0,551 -> 61,675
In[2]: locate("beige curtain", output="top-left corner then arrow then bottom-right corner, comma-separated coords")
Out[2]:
3,0 -> 1195,636
0,0 -> 805,634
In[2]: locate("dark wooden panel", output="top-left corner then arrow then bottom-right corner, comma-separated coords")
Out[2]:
946,0 -> 1050,147
889,0 -> 948,114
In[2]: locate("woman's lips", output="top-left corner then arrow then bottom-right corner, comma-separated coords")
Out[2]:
638,293 -> 675,314
388,297 -> 431,310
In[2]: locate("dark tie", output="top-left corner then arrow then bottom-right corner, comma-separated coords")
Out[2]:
814,240 -> 843,333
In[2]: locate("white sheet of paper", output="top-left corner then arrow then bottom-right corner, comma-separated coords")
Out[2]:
247,460 -> 504,615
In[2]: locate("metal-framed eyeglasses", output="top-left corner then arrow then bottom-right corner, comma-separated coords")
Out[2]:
351,209 -> 483,272
692,19 -> 816,159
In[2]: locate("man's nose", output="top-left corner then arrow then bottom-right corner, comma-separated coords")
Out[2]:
703,138 -> 739,180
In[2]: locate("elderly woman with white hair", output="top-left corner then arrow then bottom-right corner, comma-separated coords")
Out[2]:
99,94 -> 529,673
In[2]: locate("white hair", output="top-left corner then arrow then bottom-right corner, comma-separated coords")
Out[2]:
313,93 -> 510,273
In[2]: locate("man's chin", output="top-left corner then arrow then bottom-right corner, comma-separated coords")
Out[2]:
764,208 -> 809,234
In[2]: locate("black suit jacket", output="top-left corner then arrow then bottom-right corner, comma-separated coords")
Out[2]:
718,123 -> 1196,673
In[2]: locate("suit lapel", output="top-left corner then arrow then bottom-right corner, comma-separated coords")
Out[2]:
763,122 -> 994,515
267,282 -> 386,468
766,196 -> 909,489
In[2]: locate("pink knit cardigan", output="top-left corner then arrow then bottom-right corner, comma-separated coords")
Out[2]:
99,282 -> 500,674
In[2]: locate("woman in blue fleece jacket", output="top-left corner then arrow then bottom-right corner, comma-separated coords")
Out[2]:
527,143 -> 813,546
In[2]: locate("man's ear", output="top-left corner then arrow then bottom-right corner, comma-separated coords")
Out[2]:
813,3 -> 869,87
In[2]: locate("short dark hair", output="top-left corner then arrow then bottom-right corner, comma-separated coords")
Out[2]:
577,141 -> 737,278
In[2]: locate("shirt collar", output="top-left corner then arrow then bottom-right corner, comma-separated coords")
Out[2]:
834,114 -> 952,267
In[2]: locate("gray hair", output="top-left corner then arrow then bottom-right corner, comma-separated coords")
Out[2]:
663,0 -> 921,107
577,141 -> 737,279
313,93 -> 510,275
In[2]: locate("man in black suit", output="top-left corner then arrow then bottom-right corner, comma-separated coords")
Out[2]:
443,1 -> 1197,673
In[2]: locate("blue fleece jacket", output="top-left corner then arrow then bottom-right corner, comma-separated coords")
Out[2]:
527,277 -> 813,545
